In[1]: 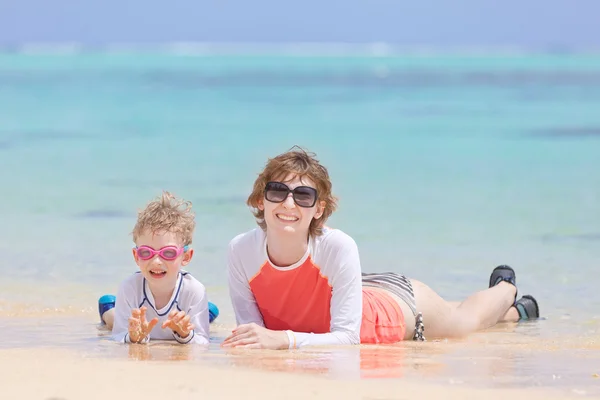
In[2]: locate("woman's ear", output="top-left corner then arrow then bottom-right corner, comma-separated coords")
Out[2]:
257,198 -> 265,211
314,200 -> 326,219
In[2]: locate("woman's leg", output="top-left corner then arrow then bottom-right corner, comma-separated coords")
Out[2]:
444,301 -> 520,323
500,306 -> 520,322
411,279 -> 517,339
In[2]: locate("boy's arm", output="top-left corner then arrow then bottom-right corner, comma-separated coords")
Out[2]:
227,241 -> 265,326
174,280 -> 210,345
111,279 -> 146,344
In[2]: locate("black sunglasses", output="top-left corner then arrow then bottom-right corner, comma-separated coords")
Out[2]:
264,181 -> 318,208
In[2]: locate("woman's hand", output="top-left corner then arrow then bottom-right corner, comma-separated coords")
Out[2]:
221,323 -> 290,350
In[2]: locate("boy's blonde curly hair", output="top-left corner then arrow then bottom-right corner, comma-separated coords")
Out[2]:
132,191 -> 195,245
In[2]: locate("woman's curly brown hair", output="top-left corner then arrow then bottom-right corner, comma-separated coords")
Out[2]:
247,146 -> 338,237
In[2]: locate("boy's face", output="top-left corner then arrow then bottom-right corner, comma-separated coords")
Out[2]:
258,173 -> 325,238
132,230 -> 193,292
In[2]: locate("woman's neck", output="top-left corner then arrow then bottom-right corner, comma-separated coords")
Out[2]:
266,231 -> 309,267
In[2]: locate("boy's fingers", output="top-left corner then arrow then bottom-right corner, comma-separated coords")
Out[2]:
146,318 -> 159,333
171,311 -> 185,323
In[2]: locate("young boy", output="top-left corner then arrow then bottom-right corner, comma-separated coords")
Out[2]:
223,146 -> 539,349
99,191 -> 216,344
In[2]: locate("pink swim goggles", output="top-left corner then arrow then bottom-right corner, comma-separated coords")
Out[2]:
134,245 -> 189,261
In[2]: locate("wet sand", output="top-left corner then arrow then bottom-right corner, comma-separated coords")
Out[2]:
0,312 -> 598,399
0,344 -> 596,400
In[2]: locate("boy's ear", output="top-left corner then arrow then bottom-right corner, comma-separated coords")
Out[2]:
132,248 -> 144,271
181,248 -> 194,266
257,198 -> 265,211
314,200 -> 326,219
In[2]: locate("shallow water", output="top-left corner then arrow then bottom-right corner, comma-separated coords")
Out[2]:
1,50 -> 599,396
1,313 -> 598,397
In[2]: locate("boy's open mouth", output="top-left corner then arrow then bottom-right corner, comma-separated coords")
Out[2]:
149,270 -> 167,277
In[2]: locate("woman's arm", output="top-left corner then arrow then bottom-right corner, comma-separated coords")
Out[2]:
224,231 -> 363,349
286,232 -> 362,348
227,239 -> 266,327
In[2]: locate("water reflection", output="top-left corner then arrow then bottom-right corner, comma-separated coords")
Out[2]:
0,316 -> 598,396
96,324 -> 599,396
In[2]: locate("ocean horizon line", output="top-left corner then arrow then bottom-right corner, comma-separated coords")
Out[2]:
1,41 -> 599,57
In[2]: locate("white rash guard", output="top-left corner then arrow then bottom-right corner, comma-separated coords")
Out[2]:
112,271 -> 210,345
227,227 -> 363,348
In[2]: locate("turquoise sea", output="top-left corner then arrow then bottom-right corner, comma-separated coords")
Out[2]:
0,48 -> 599,395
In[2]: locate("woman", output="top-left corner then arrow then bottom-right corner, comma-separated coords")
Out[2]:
222,146 -> 539,349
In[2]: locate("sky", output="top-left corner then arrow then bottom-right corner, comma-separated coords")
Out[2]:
0,1 -> 599,49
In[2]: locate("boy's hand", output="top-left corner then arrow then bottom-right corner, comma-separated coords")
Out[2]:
128,306 -> 158,343
162,309 -> 194,338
